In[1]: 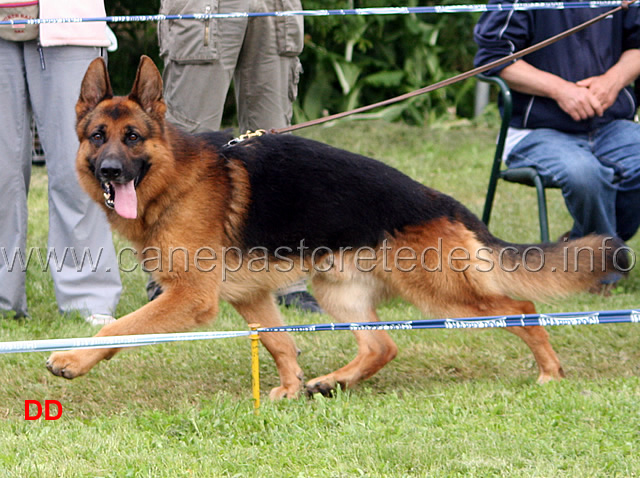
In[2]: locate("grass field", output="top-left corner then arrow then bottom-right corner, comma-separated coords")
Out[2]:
1,118 -> 640,477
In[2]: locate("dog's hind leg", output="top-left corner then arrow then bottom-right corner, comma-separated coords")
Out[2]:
497,299 -> 565,384
305,275 -> 397,397
231,292 -> 304,399
505,323 -> 565,383
412,291 -> 564,384
470,297 -> 564,384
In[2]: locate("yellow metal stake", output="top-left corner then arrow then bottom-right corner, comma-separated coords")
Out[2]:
248,323 -> 261,415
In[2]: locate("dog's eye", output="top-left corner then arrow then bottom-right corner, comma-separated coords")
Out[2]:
126,132 -> 140,144
91,132 -> 104,145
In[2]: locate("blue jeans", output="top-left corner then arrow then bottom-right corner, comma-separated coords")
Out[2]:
506,120 -> 640,241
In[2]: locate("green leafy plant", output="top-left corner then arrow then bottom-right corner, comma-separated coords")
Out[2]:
297,0 -> 483,125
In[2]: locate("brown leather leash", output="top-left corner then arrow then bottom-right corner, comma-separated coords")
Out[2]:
271,1 -> 635,135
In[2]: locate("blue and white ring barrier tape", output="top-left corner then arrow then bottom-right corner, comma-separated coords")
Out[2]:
0,309 -> 638,354
0,330 -> 249,354
1,2 -> 638,27
258,309 -> 640,333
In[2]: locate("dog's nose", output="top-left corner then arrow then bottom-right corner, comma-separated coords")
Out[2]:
99,158 -> 124,181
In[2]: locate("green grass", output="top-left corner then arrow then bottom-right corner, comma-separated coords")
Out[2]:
1,119 -> 640,477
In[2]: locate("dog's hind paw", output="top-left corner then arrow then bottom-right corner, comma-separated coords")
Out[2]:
305,382 -> 335,398
537,366 -> 565,384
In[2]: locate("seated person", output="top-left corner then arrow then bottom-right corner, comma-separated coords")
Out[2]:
474,1 -> 640,245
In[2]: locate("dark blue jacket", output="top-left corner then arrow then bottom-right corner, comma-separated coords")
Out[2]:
474,2 -> 640,133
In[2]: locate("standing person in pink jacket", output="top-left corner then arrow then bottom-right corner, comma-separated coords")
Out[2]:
0,0 -> 122,323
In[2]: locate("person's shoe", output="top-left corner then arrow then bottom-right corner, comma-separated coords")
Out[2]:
85,314 -> 116,326
277,291 -> 323,314
146,279 -> 163,302
589,272 -> 623,297
588,282 -> 616,297
588,272 -> 623,297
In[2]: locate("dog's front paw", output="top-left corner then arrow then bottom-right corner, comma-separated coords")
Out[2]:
268,384 -> 302,400
46,350 -> 99,379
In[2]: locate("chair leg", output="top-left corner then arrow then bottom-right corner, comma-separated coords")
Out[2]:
533,175 -> 550,243
482,158 -> 502,227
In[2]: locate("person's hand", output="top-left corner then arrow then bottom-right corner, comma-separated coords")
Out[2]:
552,80 -> 604,121
577,73 -> 623,112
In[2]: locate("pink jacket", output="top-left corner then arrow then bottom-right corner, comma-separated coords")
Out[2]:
39,0 -> 109,47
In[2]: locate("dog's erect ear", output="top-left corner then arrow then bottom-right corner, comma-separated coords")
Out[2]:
128,55 -> 165,118
76,57 -> 113,122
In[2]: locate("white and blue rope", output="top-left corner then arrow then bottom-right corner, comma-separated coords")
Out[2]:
1,2 -> 637,27
258,309 -> 640,332
0,330 -> 249,354
1,309 -> 638,354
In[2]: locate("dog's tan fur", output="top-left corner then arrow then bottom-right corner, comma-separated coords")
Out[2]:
46,56 -> 627,398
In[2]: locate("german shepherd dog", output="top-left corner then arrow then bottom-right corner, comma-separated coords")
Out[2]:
47,56 -> 627,398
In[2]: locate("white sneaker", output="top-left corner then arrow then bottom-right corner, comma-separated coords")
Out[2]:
85,314 -> 116,326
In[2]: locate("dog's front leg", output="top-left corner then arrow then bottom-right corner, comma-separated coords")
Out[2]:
231,293 -> 304,399
46,286 -> 218,379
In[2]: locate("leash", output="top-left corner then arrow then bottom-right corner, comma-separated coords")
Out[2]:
271,1 -> 635,135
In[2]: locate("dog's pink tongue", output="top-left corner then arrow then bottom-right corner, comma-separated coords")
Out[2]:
112,181 -> 137,219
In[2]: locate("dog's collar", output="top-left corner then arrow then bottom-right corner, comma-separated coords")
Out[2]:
101,182 -> 115,209
224,129 -> 267,148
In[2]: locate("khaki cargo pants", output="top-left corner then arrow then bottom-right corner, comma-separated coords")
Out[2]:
158,0 -> 304,133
